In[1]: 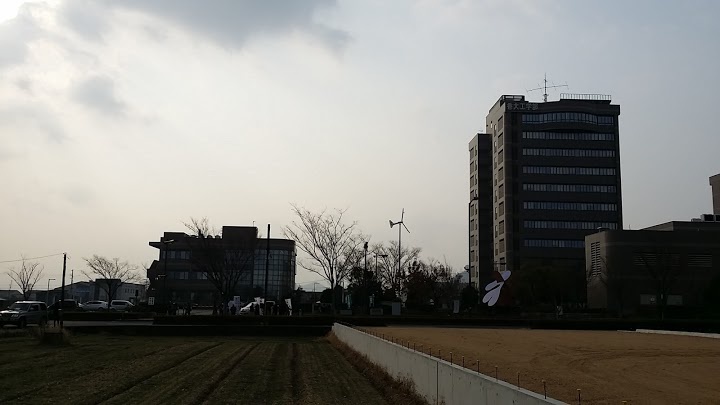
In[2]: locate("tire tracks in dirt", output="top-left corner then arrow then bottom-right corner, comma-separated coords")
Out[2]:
290,342 -> 300,404
94,342 -> 222,405
0,344 -> 178,404
190,342 -> 259,404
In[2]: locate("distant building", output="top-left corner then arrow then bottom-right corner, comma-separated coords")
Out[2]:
710,173 -> 720,215
46,280 -> 146,304
0,289 -> 23,302
147,226 -> 296,306
586,217 -> 720,315
470,93 -> 622,298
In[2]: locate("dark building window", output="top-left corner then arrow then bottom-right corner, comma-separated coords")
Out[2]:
524,239 -> 585,248
523,132 -> 615,141
523,184 -> 617,193
522,148 -> 616,158
523,202 -> 617,211
524,220 -> 617,230
522,166 -> 616,176
522,112 -> 614,125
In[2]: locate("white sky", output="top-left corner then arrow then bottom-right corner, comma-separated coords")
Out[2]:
1,0 -> 719,291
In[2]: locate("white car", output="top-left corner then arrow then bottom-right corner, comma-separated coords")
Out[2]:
109,300 -> 134,312
80,300 -> 109,311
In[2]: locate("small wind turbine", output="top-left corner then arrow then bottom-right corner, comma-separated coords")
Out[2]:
389,209 -> 410,275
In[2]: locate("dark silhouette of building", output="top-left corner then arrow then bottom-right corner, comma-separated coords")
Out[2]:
586,218 -> 720,315
470,94 -> 622,298
147,226 -> 295,306
710,173 -> 720,215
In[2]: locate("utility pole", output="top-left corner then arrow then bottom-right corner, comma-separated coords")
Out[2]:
60,252 -> 67,328
363,242 -> 368,312
264,224 -> 270,316
70,269 -> 74,301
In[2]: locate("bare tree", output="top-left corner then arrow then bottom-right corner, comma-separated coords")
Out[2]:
376,241 -> 421,300
283,205 -> 364,312
83,255 -> 140,309
7,259 -> 44,300
184,217 -> 257,314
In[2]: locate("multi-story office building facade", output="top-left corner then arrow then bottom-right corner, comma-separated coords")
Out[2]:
147,226 -> 296,306
470,94 -> 622,293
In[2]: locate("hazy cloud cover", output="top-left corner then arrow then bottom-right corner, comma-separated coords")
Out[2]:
1,0 -> 719,290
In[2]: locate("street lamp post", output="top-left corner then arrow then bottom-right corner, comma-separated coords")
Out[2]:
46,278 -> 56,305
312,282 -> 320,314
161,239 -> 175,314
363,242 -> 369,312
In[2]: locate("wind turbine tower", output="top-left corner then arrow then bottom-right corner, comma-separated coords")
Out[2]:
389,209 -> 410,278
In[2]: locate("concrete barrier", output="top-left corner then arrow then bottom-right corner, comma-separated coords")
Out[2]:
332,323 -> 566,405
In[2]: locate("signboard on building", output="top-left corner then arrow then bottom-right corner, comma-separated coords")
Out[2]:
505,102 -> 538,111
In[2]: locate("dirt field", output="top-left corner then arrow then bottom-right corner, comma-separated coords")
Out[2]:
366,327 -> 720,404
0,333 -> 402,405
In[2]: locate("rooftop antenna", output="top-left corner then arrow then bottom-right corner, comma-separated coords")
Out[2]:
527,73 -> 568,102
389,208 -> 410,276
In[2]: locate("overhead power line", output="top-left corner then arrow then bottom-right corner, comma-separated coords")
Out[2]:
0,253 -> 65,264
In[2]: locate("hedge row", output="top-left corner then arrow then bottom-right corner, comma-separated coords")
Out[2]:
54,312 -> 154,321
151,314 -> 720,333
65,324 -> 331,337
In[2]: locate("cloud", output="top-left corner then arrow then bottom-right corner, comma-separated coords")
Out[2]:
59,0 -> 110,41
0,4 -> 41,68
104,0 -> 349,52
71,75 -> 126,116
0,106 -> 67,143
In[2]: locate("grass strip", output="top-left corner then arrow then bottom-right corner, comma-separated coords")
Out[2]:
327,333 -> 429,405
295,339 -> 390,405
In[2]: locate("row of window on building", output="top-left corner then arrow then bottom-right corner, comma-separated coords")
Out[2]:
523,201 -> 618,211
524,239 -> 585,248
522,183 -> 617,193
522,132 -> 615,141
523,220 -> 618,230
167,271 -> 208,280
522,112 -> 615,125
523,166 -> 617,176
522,148 -> 616,158
160,250 -> 191,260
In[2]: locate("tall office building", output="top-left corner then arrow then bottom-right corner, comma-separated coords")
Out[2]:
470,94 -> 622,293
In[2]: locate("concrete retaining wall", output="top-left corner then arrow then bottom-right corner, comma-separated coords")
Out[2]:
332,323 -> 566,405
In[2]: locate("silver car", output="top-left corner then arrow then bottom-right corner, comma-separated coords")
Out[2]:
0,301 -> 48,328
79,300 -> 109,311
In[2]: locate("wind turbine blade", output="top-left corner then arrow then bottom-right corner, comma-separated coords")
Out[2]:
389,220 -> 394,228
401,208 -> 405,222
402,222 -> 410,233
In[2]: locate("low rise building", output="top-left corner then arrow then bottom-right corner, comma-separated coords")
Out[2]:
586,218 -> 720,315
147,226 -> 296,306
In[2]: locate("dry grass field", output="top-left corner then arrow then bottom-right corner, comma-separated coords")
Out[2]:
0,333 -> 420,405
367,327 -> 720,405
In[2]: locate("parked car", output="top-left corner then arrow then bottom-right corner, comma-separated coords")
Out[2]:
79,300 -> 109,311
0,301 -> 48,328
109,300 -> 134,311
48,299 -> 80,319
239,301 -> 275,315
48,299 -> 80,312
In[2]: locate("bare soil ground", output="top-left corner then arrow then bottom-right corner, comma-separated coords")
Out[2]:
366,327 -> 720,404
0,333 -> 401,405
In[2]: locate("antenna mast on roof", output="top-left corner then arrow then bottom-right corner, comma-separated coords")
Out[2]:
527,73 -> 568,102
